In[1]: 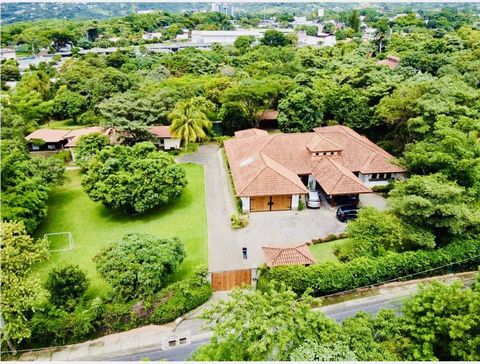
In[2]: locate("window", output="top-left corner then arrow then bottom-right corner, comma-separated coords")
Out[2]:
179,338 -> 187,345
386,173 -> 392,179
315,152 -> 320,156
169,340 -> 176,347
47,144 -> 55,150
371,173 -> 378,180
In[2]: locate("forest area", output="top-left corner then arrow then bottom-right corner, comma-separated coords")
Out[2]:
1,5 -> 480,361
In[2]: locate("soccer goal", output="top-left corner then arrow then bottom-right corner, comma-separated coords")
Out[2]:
44,232 -> 74,252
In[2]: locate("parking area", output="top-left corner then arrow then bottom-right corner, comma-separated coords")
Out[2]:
359,193 -> 388,210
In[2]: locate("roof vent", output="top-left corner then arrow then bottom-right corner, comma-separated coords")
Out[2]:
240,157 -> 255,167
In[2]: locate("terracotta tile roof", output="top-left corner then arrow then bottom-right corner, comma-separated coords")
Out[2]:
148,125 -> 172,138
313,125 -> 406,174
64,127 -> 105,147
312,158 -> 371,195
306,134 -> 342,152
234,128 -> 269,138
257,110 -> 279,120
377,55 -> 400,69
262,244 -> 316,267
25,129 -> 70,143
224,126 -> 405,198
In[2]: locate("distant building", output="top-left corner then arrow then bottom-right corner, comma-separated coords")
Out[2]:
191,29 -> 294,45
0,48 -> 16,60
137,10 -> 155,14
148,126 -> 181,150
211,3 -> 234,16
292,16 -> 314,26
377,55 -> 401,69
142,32 -> 163,41
318,8 -> 325,17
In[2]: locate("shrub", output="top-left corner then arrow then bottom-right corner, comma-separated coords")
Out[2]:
257,239 -> 480,297
298,199 -> 305,211
231,213 -> 249,229
45,265 -> 89,308
94,233 -> 186,300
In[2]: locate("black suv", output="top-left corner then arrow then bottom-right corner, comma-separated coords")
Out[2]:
336,205 -> 359,222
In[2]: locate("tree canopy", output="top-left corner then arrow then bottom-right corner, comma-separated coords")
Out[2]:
94,233 -> 185,300
82,142 -> 187,214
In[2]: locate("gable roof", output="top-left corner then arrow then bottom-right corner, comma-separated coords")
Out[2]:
234,128 -> 269,138
148,125 -> 172,139
25,129 -> 70,143
64,127 -> 105,147
233,152 -> 308,197
312,158 -> 371,195
306,134 -> 342,152
313,125 -> 405,174
262,244 -> 316,267
224,126 -> 405,198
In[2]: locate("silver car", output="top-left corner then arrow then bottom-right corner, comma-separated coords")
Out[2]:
307,191 -> 321,209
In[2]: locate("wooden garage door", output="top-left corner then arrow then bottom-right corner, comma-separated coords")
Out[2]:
211,269 -> 252,291
250,196 -> 270,212
271,195 -> 292,211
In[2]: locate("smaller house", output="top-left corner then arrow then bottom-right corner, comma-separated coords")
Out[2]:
0,48 -> 16,60
25,129 -> 70,151
148,126 -> 181,150
262,244 -> 316,267
142,32 -> 163,41
256,110 -> 278,129
377,55 -> 401,69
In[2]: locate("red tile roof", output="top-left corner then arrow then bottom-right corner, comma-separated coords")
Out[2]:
148,126 -> 172,138
64,127 -> 105,147
262,244 -> 316,267
234,128 -> 269,138
257,110 -> 279,120
377,55 -> 400,69
25,129 -> 70,143
312,158 -> 371,195
224,126 -> 405,198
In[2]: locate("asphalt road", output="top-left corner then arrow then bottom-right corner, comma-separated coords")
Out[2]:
109,295 -> 407,361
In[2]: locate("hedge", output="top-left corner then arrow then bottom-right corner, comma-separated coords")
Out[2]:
24,277 -> 212,349
257,239 -> 480,297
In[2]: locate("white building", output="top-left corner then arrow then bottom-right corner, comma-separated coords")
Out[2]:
0,48 -> 16,60
211,3 -> 234,16
142,32 -> 163,41
191,28 -> 294,45
292,16 -> 314,26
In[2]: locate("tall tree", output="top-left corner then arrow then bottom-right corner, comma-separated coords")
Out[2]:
0,221 -> 49,345
192,284 -> 337,361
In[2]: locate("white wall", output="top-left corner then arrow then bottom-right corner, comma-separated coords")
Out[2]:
292,194 -> 300,210
241,197 -> 250,213
164,138 -> 181,150
358,172 -> 406,187
307,175 -> 317,190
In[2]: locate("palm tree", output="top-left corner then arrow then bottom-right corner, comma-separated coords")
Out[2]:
374,18 -> 392,54
168,97 -> 213,148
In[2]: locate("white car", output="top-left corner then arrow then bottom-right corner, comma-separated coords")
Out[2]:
307,191 -> 321,209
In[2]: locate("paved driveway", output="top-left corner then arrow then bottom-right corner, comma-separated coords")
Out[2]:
179,145 -> 346,272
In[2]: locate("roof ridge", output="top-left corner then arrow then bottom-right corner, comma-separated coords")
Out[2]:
260,153 -> 307,191
237,154 -> 267,195
293,245 -> 315,262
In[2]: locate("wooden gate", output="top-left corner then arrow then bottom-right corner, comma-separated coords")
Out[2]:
250,195 -> 292,212
211,269 -> 252,291
250,196 -> 270,212
271,195 -> 292,211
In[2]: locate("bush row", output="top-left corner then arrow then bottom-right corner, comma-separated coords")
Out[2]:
257,239 -> 480,296
25,276 -> 212,348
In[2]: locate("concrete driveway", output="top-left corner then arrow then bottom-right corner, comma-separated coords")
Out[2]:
179,145 -> 346,272
359,193 -> 388,210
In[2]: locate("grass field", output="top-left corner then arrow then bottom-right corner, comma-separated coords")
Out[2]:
309,238 -> 351,264
34,163 -> 208,298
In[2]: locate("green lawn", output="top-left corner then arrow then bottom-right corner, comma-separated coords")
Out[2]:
33,163 -> 208,298
309,238 -> 351,264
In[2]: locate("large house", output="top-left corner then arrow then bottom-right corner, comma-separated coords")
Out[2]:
224,125 -> 406,212
147,126 -> 181,150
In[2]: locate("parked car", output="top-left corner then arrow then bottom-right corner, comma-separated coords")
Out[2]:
336,205 -> 359,222
307,191 -> 321,209
327,194 -> 359,206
